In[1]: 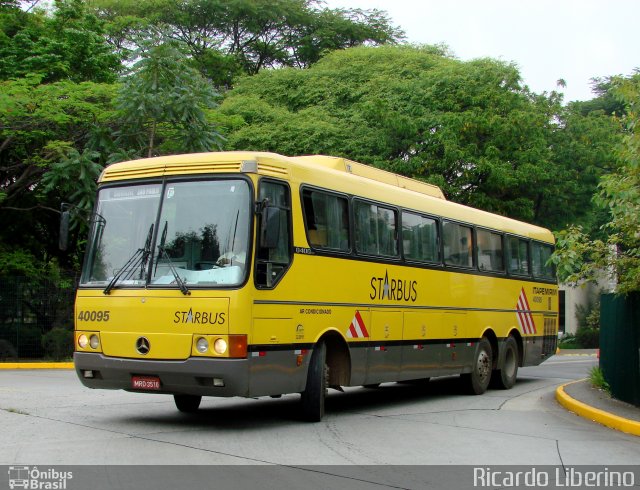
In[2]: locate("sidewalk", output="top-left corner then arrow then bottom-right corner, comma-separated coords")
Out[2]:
555,349 -> 640,436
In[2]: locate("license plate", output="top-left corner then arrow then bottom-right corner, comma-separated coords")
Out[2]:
131,375 -> 161,391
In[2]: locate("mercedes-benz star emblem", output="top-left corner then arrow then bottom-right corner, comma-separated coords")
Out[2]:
136,337 -> 151,355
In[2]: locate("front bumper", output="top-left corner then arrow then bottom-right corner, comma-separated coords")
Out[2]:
74,352 -> 250,397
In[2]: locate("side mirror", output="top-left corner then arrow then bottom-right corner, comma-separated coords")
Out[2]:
59,208 -> 70,251
260,206 -> 281,249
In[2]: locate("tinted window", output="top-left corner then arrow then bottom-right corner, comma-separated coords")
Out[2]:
443,222 -> 473,267
354,201 -> 398,257
477,229 -> 504,272
532,242 -> 555,280
507,237 -> 530,275
402,212 -> 439,263
256,181 -> 291,288
302,189 -> 350,251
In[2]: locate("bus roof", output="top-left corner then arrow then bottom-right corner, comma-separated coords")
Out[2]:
99,151 -> 443,197
290,155 -> 446,200
98,151 -> 554,243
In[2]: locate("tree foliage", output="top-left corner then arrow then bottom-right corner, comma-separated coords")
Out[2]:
544,99 -> 621,231
0,0 -> 121,82
0,1 -> 121,268
221,45 -> 566,224
87,0 -> 404,87
551,73 -> 640,293
0,3 -> 225,273
0,76 -> 116,267
113,33 -> 224,158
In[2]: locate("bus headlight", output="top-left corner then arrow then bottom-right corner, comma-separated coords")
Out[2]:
192,334 -> 247,358
196,337 -> 209,354
76,331 -> 102,352
214,338 -> 228,355
78,334 -> 89,349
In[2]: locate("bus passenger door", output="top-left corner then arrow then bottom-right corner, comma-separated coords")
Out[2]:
364,310 -> 402,384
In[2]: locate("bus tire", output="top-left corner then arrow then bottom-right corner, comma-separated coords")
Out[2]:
463,337 -> 492,395
301,341 -> 328,422
492,336 -> 518,390
174,394 -> 201,413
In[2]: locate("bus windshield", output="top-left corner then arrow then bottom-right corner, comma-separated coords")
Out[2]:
81,179 -> 252,289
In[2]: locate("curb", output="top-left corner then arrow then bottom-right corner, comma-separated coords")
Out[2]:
555,353 -> 597,357
555,349 -> 598,357
556,380 -> 640,437
0,362 -> 74,369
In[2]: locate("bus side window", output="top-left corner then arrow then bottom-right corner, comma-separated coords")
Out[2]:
443,221 -> 474,268
402,211 -> 439,263
256,180 -> 292,288
354,200 -> 398,257
507,236 -> 530,276
477,229 -> 504,272
302,188 -> 350,251
532,241 -> 555,280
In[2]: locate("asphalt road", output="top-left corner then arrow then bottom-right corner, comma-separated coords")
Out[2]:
1,355 -> 638,489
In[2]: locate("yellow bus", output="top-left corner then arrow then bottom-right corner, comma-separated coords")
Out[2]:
71,151 -> 558,421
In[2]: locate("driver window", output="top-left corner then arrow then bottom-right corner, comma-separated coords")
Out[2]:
255,180 -> 292,288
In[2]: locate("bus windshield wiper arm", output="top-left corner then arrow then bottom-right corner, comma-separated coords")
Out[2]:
103,224 -> 153,295
157,246 -> 191,295
155,221 -> 190,296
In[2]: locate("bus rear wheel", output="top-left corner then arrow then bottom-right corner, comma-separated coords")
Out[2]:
301,341 -> 328,422
463,337 -> 492,395
174,394 -> 202,413
492,336 -> 519,390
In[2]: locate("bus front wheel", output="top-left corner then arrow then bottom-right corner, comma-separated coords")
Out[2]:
174,394 -> 202,413
463,337 -> 492,395
301,341 -> 328,422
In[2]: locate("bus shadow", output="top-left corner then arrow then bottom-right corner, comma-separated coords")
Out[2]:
123,375 -> 541,430
325,375 -> 539,415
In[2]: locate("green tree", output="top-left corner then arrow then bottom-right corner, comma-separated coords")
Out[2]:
88,0 -> 403,87
220,45 -> 564,225
542,99 -> 621,231
0,77 -> 116,268
41,147 -> 102,213
0,0 -> 121,82
576,76 -> 628,118
113,33 -> 224,158
552,72 -> 640,294
0,24 -> 228,274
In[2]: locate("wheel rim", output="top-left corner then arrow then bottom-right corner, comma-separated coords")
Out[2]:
477,349 -> 491,381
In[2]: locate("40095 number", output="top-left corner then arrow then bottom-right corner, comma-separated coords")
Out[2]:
77,310 -> 110,322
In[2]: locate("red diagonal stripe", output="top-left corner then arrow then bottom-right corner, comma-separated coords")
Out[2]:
355,310 -> 369,337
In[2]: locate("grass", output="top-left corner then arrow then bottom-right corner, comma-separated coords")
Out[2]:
589,366 -> 611,394
558,334 -> 580,349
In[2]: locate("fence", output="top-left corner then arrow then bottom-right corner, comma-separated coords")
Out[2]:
600,292 -> 640,407
0,275 -> 77,361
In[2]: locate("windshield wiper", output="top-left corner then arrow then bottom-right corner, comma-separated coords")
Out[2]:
103,224 -> 154,295
155,221 -> 190,296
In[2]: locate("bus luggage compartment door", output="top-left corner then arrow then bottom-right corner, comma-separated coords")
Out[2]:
364,310 -> 402,384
